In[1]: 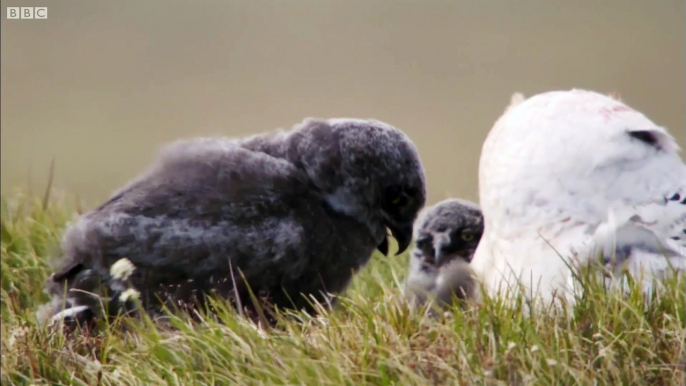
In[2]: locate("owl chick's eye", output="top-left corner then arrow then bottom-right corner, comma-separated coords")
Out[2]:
391,196 -> 407,206
416,236 -> 431,250
460,233 -> 475,242
383,186 -> 416,218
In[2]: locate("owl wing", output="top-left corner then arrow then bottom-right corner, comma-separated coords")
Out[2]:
49,139 -> 328,301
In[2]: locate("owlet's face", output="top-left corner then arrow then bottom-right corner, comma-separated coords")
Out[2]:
288,118 -> 426,256
412,199 -> 483,268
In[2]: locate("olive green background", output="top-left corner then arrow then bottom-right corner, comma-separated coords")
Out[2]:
2,1 -> 684,207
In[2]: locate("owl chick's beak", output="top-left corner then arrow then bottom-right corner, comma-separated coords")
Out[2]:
433,232 -> 450,266
377,221 -> 413,256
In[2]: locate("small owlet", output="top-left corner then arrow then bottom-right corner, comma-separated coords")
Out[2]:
405,198 -> 483,308
39,117 -> 427,329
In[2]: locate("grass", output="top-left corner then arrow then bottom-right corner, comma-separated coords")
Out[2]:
1,193 -> 685,385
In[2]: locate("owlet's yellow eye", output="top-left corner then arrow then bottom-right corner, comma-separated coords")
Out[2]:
391,197 -> 402,205
460,233 -> 475,242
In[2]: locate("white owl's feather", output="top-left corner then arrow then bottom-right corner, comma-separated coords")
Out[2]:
471,89 -> 686,305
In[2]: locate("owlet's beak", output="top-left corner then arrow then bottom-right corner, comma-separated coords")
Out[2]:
377,221 -> 413,256
432,232 -> 451,266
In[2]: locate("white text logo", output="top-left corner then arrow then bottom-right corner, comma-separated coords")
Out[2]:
7,7 -> 48,19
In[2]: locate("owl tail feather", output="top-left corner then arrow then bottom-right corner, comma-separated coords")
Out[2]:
38,258 -> 141,330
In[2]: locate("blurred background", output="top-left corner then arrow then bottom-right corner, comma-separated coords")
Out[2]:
2,0 -> 684,207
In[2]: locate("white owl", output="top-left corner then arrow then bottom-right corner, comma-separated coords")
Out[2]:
470,89 -> 686,306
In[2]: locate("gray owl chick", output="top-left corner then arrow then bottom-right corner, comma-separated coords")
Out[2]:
40,117 -> 426,328
405,198 -> 482,308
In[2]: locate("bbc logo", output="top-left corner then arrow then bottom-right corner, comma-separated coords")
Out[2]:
7,7 -> 48,19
